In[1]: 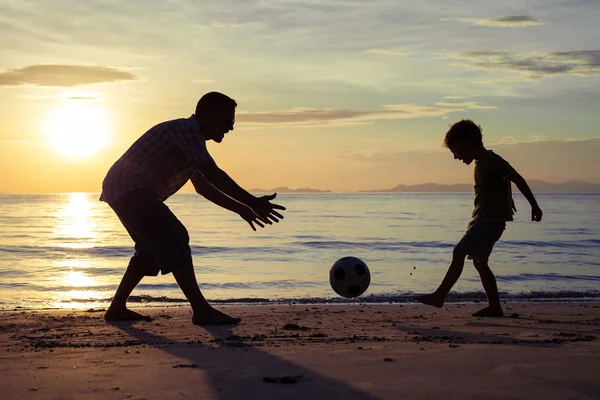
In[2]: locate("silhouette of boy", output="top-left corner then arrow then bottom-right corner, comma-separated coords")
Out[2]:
416,120 -> 543,316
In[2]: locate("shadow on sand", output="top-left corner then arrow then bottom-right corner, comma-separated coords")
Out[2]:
111,321 -> 382,400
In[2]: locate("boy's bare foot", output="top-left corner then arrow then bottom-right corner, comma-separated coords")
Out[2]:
193,307 -> 241,325
104,307 -> 153,322
414,293 -> 444,308
472,306 -> 504,317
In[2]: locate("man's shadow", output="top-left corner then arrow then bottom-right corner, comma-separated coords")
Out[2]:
111,321 -> 382,400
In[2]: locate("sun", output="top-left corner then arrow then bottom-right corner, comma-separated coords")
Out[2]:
44,102 -> 111,158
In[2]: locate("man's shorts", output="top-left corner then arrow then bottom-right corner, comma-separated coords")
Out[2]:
458,218 -> 506,262
108,189 -> 192,276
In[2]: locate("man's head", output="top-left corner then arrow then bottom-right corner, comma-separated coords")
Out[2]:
195,92 -> 237,143
444,119 -> 484,165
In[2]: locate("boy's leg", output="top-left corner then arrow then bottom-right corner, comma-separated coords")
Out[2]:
471,220 -> 505,317
415,245 -> 468,308
472,259 -> 503,317
416,218 -> 482,308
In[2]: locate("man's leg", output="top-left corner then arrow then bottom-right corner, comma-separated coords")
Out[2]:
135,196 -> 240,325
105,225 -> 156,322
471,259 -> 503,316
105,266 -> 151,321
104,194 -> 159,322
415,245 -> 468,308
171,264 -> 241,325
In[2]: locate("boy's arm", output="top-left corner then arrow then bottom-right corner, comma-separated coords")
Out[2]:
507,172 -> 543,222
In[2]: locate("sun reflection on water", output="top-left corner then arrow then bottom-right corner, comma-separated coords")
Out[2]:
52,193 -> 105,308
57,192 -> 97,249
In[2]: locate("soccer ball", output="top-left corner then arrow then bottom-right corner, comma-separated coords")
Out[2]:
329,256 -> 371,298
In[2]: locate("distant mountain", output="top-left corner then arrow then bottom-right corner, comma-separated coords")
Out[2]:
251,186 -> 331,193
361,180 -> 600,193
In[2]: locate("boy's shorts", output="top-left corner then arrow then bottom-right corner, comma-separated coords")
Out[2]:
458,218 -> 506,262
108,189 -> 192,276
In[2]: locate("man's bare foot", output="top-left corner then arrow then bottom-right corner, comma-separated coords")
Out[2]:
104,307 -> 153,322
472,306 -> 504,317
193,306 -> 241,325
414,293 -> 445,308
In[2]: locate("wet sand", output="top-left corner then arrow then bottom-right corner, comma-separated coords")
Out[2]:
1,302 -> 599,399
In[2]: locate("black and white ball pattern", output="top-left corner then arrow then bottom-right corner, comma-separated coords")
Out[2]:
329,256 -> 371,298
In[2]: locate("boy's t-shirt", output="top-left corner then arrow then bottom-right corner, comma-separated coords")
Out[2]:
472,150 -> 515,221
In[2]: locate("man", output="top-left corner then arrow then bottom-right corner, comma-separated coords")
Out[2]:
99,92 -> 285,325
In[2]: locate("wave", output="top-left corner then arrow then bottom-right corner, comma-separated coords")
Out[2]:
0,244 -> 296,258
0,279 -> 321,292
2,238 -> 599,259
293,240 -> 454,251
464,273 -> 600,283
501,239 -> 600,248
45,290 -> 600,307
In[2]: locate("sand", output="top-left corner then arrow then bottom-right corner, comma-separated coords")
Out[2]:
1,302 -> 599,399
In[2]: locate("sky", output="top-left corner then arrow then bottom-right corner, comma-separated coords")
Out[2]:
1,0 -> 599,193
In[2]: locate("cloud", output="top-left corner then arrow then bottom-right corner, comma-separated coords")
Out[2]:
238,105 -> 459,127
444,95 -> 480,100
436,101 -> 497,110
237,101 -> 496,127
14,90 -> 103,101
366,49 -> 410,56
473,76 -> 537,84
0,65 -> 139,87
449,16 -> 543,28
452,51 -> 600,78
488,135 -> 549,146
64,96 -> 97,100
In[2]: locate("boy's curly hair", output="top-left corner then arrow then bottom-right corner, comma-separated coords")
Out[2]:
444,120 -> 483,148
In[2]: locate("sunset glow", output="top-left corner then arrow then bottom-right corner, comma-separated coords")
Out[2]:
0,0 -> 599,193
44,102 -> 111,158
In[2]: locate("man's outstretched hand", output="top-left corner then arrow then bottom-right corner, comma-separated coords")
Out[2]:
251,193 -> 286,224
238,206 -> 266,231
238,193 -> 286,231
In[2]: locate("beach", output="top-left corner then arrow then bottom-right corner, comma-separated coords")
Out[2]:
1,302 -> 599,399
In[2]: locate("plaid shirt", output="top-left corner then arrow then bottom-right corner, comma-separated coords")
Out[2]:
99,115 -> 214,203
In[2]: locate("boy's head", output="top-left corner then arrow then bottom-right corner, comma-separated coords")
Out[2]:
444,119 -> 484,165
195,92 -> 237,143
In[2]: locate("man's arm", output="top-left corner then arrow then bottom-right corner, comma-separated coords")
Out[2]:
190,170 -> 247,214
508,172 -> 543,221
196,160 -> 258,208
196,160 -> 285,223
191,171 -> 273,230
169,122 -> 283,223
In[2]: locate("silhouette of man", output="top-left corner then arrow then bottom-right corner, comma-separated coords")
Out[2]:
100,92 -> 285,325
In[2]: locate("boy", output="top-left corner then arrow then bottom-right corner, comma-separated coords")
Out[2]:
100,92 -> 285,325
416,120 -> 543,317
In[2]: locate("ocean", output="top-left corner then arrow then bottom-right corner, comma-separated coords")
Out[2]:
0,192 -> 599,310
